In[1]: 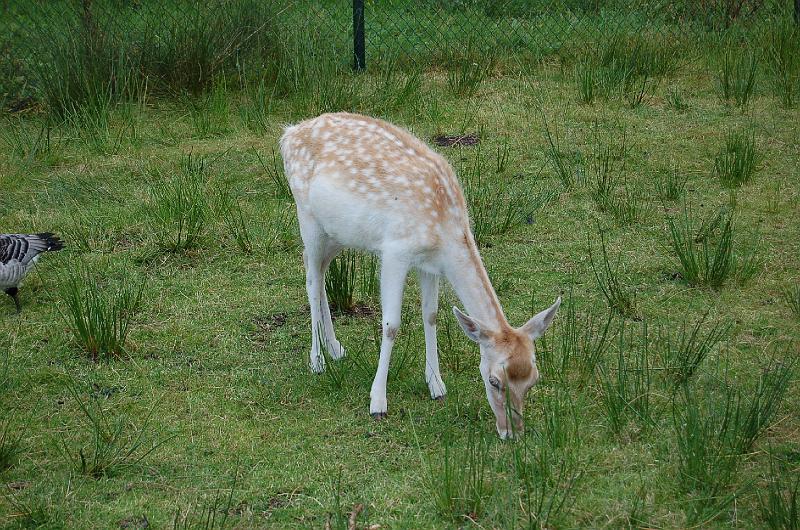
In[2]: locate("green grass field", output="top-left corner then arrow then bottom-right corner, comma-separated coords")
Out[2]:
1,5 -> 799,528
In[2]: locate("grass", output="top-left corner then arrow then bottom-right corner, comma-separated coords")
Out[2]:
554,289 -> 615,382
667,205 -> 759,289
759,449 -> 800,529
596,320 -> 656,436
422,429 -> 492,522
656,168 -> 689,203
657,314 -> 731,388
60,381 -> 168,479
588,230 -> 638,319
716,46 -> 758,107
446,40 -> 495,98
673,360 -> 793,523
575,59 -> 596,104
254,148 -> 292,201
672,384 -> 744,523
783,285 -> 800,318
714,129 -> 759,188
325,251 -> 378,314
542,116 -> 585,189
59,265 -> 145,361
763,19 -> 800,108
0,412 -> 25,472
147,153 -> 212,252
0,8 -> 798,528
461,143 -> 556,246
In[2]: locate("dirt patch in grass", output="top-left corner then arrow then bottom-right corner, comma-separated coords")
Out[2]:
432,133 -> 480,147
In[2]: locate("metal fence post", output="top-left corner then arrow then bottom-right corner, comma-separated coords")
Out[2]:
353,0 -> 365,70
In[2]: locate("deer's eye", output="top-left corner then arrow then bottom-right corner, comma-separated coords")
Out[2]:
488,376 -> 501,391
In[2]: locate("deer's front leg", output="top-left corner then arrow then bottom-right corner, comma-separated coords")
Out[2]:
370,256 -> 410,418
420,271 -> 446,400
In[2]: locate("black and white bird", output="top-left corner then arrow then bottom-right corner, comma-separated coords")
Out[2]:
0,233 -> 64,313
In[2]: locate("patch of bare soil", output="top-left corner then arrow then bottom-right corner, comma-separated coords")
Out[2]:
432,133 -> 480,147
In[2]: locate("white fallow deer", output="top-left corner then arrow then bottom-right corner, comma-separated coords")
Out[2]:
280,112 -> 560,439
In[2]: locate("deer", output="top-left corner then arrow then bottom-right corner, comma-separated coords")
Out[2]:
280,112 -> 560,439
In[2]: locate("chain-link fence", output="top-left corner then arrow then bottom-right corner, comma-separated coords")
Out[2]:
0,0 -> 794,107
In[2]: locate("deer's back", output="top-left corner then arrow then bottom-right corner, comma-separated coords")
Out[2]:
280,113 -> 469,254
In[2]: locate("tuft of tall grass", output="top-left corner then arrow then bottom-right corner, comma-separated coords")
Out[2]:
422,429 -> 492,522
727,360 -> 794,456
668,206 -> 734,289
172,487 -> 236,530
672,385 -> 741,523
666,85 -> 689,111
574,60 -> 596,104
578,30 -> 679,102
542,117 -> 584,189
716,47 -> 758,107
599,32 -> 679,80
759,450 -> 800,530
596,320 -> 655,435
505,442 -> 582,528
462,145 -> 556,246
437,316 -> 472,377
0,413 -> 25,471
273,29 -> 356,118
656,168 -> 689,202
60,382 -> 168,478
0,489 -> 53,528
589,122 -> 628,214
554,289 -> 615,382
239,76 -> 277,132
782,285 -> 800,318
148,153 -> 212,252
325,251 -> 378,314
59,266 -> 144,361
606,182 -> 650,225
255,148 -> 292,201
28,0 -> 279,117
624,72 -> 660,108
673,361 -> 792,522
588,231 -> 637,319
714,130 -> 758,188
657,314 -> 731,388
446,40 -> 495,98
322,468 -> 368,530
214,188 -> 253,254
532,386 -> 581,451
0,118 -> 57,166
763,19 -> 800,108
365,56 -> 424,117
183,78 -> 231,138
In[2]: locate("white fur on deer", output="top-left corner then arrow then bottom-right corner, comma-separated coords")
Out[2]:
0,233 -> 64,313
280,113 -> 560,438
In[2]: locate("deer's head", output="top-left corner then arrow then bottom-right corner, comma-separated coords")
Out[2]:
453,297 -> 560,439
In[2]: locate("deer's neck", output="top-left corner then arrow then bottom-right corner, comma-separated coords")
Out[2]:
444,231 -> 509,331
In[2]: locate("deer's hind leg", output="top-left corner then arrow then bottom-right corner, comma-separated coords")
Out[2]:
297,208 -> 343,372
319,242 -> 345,359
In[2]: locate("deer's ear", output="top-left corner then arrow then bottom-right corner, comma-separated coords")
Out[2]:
521,297 -> 561,340
452,307 -> 491,343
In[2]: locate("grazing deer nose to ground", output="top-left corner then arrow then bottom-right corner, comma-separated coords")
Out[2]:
280,112 -> 560,437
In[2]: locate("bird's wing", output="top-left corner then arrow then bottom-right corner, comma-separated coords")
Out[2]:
0,233 -> 64,266
0,261 -> 26,289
